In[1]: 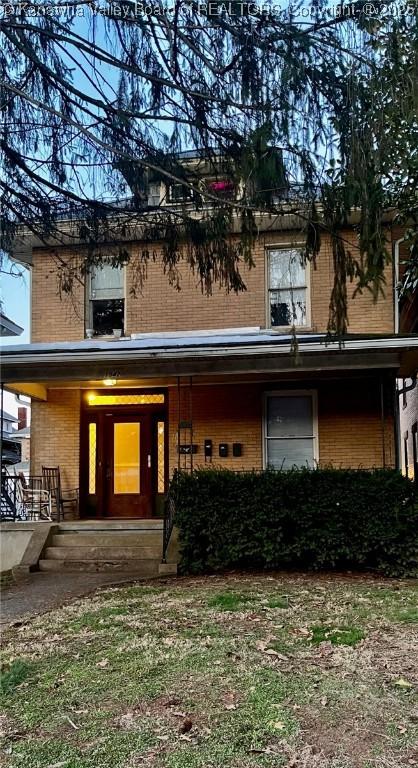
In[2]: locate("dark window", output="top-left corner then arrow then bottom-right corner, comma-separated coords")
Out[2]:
88,263 -> 124,337
92,299 -> 124,337
168,183 -> 192,203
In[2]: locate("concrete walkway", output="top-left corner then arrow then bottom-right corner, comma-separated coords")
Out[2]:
1,572 -> 143,627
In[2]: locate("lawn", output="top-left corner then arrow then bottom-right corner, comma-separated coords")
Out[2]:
1,573 -> 418,768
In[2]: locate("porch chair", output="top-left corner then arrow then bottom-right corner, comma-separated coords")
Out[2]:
41,466 -> 79,520
16,473 -> 53,521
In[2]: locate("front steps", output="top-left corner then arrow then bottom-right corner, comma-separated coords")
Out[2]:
38,520 -> 176,575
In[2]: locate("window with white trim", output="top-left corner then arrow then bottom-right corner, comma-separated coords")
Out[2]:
268,249 -> 307,328
265,393 -> 316,469
88,263 -> 124,337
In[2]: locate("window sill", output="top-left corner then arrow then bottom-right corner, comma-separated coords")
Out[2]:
267,326 -> 313,333
85,334 -> 127,341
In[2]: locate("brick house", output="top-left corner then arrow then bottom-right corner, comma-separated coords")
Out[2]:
1,190 -> 417,571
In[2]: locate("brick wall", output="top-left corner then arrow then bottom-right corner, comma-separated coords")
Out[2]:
168,383 -> 263,475
30,389 -> 80,490
167,377 -> 395,475
31,252 -> 85,342
31,229 -> 395,342
400,381 -> 418,479
16,437 -> 30,463
30,377 -> 394,517
318,379 -> 395,468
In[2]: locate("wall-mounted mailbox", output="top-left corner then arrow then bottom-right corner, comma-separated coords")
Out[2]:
232,443 -> 242,457
219,443 -> 228,458
178,444 -> 198,455
204,439 -> 213,459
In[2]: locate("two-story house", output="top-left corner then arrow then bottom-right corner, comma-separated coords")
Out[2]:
1,176 -> 417,572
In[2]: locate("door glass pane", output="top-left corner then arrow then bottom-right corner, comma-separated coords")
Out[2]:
88,423 -> 96,494
266,438 -> 314,469
157,421 -> 165,493
267,396 -> 313,437
114,422 -> 140,494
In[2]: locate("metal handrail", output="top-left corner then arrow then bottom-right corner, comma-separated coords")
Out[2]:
162,472 -> 178,563
1,474 -> 53,522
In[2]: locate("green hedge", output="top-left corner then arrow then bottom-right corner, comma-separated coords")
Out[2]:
173,468 -> 418,577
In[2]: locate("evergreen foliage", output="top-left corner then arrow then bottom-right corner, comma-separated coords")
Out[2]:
173,468 -> 418,577
1,2 -> 417,331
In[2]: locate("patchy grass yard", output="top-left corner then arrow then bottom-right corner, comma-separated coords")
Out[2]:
1,573 -> 418,768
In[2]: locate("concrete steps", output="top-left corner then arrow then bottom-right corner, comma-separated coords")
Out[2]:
50,533 -> 163,548
44,546 -> 162,560
38,559 -> 160,575
38,520 -> 176,575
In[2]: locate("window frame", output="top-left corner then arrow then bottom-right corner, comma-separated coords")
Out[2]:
262,389 -> 319,470
86,262 -> 126,337
265,245 -> 311,330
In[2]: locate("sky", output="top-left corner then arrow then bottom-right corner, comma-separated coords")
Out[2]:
1,255 -> 31,417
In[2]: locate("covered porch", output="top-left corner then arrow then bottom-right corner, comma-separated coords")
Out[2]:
2,329 -> 418,524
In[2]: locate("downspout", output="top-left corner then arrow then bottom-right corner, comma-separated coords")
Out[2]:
393,374 -> 401,471
396,376 -> 418,472
380,377 -> 386,468
397,377 -> 418,398
393,237 -> 403,334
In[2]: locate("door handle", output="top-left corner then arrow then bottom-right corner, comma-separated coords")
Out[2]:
147,454 -> 151,469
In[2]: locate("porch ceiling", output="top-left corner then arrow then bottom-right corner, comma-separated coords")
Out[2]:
1,331 -> 418,385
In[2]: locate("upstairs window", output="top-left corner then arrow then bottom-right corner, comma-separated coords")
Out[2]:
268,249 -> 308,328
264,392 -> 317,469
167,183 -> 192,203
88,263 -> 124,337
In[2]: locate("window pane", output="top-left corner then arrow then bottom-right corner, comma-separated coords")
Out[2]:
88,423 -> 96,494
87,393 -> 164,406
269,250 -> 305,289
91,264 -> 123,299
266,438 -> 314,469
157,421 -> 165,493
270,289 -> 306,327
267,396 -> 313,437
114,422 -> 140,494
92,298 -> 124,336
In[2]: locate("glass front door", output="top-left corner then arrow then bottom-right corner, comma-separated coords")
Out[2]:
81,394 -> 167,518
105,414 -> 151,517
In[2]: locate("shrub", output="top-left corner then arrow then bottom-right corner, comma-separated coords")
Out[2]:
172,468 -> 418,577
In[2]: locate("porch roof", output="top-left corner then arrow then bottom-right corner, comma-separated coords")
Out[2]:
1,329 -> 418,384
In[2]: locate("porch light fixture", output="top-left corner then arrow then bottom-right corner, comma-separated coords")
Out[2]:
103,378 -> 117,386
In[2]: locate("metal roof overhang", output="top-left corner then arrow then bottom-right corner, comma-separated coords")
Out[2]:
1,334 -> 418,383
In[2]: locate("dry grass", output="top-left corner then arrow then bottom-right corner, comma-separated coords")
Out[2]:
1,572 -> 418,767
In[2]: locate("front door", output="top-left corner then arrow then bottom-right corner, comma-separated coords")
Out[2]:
104,413 -> 152,518
80,391 -> 167,518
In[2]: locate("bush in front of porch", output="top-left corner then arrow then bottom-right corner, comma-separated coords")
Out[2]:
173,468 -> 418,577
